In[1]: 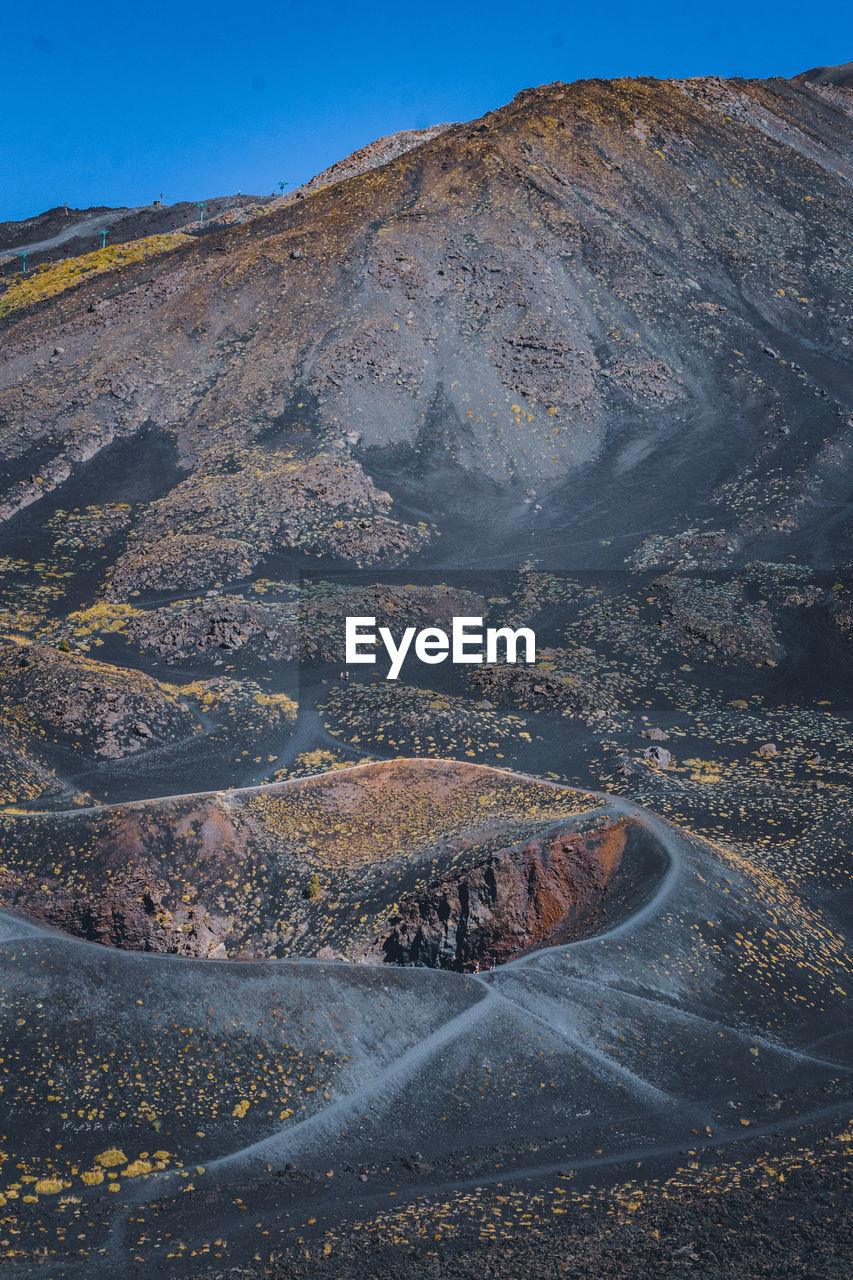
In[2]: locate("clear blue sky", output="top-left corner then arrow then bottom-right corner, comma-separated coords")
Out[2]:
1,0 -> 849,221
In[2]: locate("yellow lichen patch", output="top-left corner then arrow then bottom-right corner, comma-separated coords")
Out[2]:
283,748 -> 367,779
179,679 -> 221,708
94,1148 -> 127,1169
123,1159 -> 154,1178
682,758 -> 724,785
80,1170 -> 104,1186
45,502 -> 135,552
252,691 -> 298,717
61,600 -> 140,646
246,758 -> 598,871
179,677 -> 297,723
0,233 -> 192,318
33,1178 -> 64,1195
232,1099 -> 250,1118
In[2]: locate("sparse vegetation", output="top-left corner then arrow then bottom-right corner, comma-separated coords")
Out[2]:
0,232 -> 191,318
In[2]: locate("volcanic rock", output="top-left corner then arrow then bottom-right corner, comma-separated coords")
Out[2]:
0,639 -> 197,759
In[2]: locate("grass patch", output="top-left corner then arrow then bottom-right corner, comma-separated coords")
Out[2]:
0,233 -> 192,318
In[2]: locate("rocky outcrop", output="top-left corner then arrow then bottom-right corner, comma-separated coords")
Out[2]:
652,575 -> 785,665
466,648 -> 617,724
127,583 -> 483,663
0,639 -> 198,758
104,446 -> 430,599
795,61 -> 853,88
365,820 -> 627,970
129,595 -> 298,661
0,867 -> 233,957
106,533 -> 257,595
274,124 -> 454,203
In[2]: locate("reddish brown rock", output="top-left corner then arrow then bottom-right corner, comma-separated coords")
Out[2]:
364,821 -> 627,970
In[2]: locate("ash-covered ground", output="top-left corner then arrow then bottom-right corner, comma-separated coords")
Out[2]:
0,65 -> 850,1278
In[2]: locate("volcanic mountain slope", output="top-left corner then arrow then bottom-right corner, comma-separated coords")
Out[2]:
271,122 -> 454,204
0,125 -> 453,284
0,194 -> 274,283
797,60 -> 853,88
0,71 -> 851,582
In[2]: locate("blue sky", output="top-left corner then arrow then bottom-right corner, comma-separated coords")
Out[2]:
2,0 -> 849,220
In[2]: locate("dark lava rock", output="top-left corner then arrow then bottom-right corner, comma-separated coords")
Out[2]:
129,583 -> 483,663
653,575 -> 785,665
795,60 -> 853,88
104,446 -> 430,599
0,639 -> 197,759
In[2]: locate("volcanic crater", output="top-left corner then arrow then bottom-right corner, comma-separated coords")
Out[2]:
0,758 -> 668,970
